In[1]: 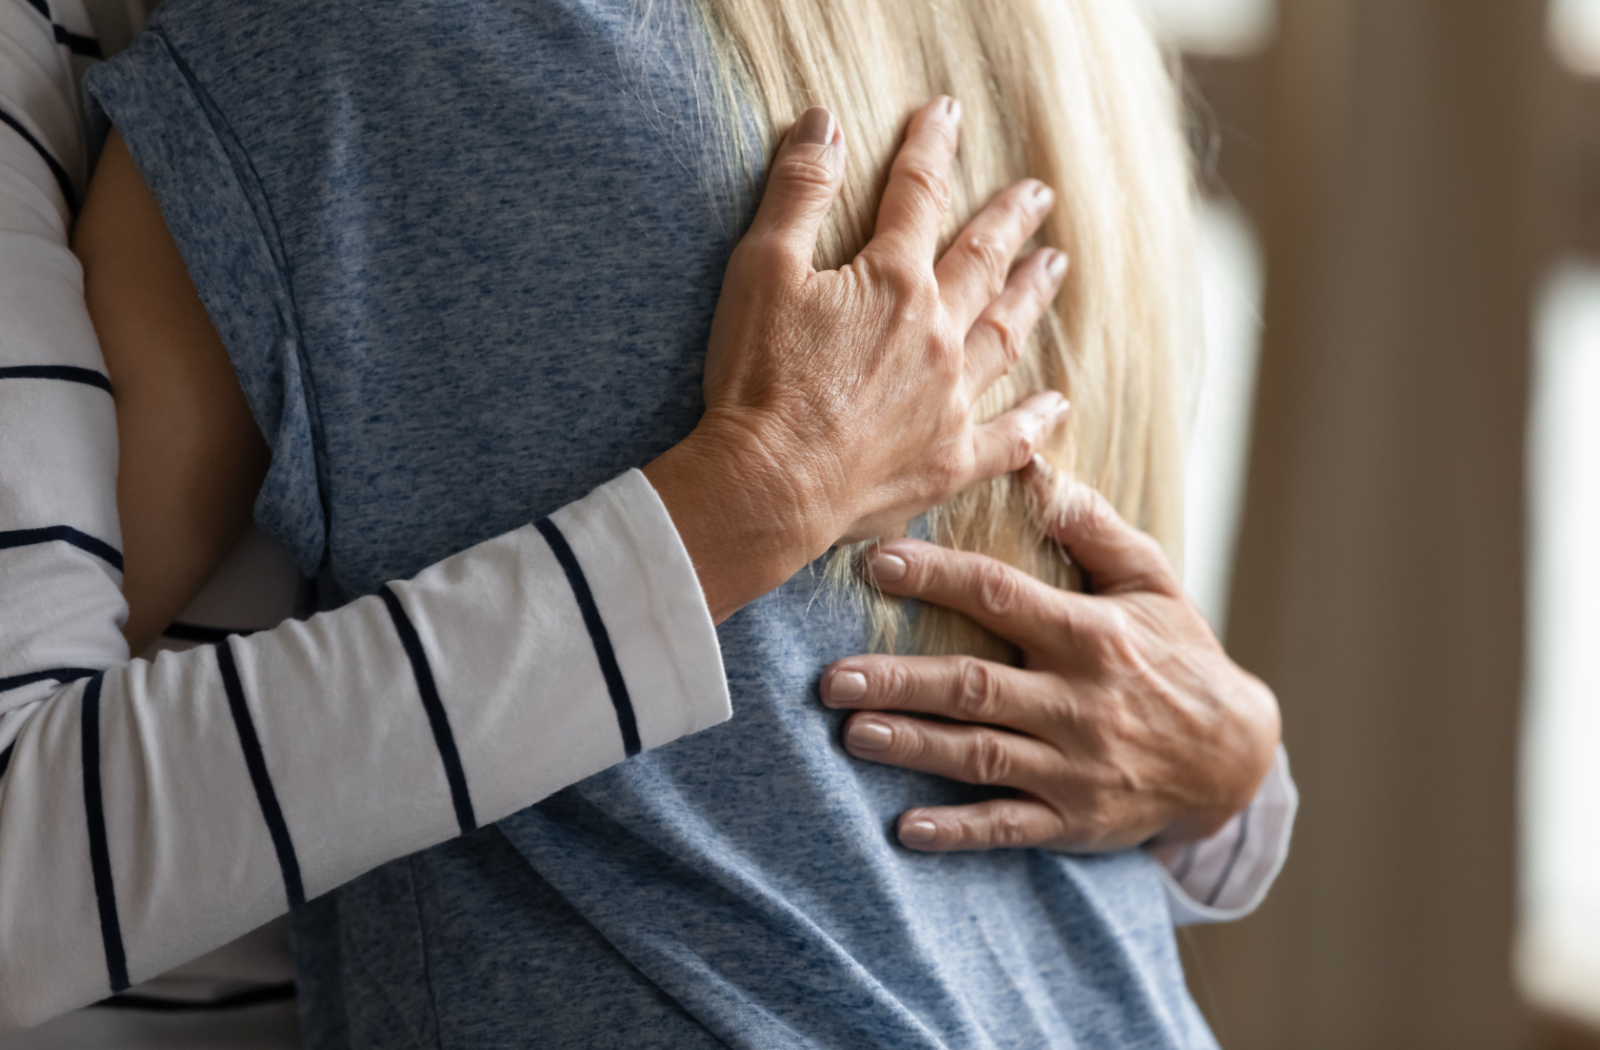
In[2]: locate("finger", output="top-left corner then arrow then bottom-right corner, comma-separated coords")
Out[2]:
863,97 -> 962,264
821,654 -> 1059,737
897,797 -> 1165,853
841,711 -> 1059,794
1021,456 -> 1182,597
963,391 -> 1071,486
861,537 -> 1087,653
961,248 -> 1069,392
739,107 -> 846,271
935,180 -> 1056,331
895,798 -> 1070,852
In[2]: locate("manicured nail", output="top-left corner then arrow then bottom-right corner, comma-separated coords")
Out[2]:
846,717 -> 894,752
899,819 -> 938,845
1047,250 -> 1069,280
794,107 -> 836,145
1051,394 -> 1072,420
827,670 -> 868,705
1030,182 -> 1054,209
943,97 -> 962,123
867,550 -> 908,584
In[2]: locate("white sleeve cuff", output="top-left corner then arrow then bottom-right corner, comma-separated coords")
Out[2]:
1156,744 -> 1298,926
549,468 -> 732,752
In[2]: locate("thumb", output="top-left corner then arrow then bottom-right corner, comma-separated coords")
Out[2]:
741,108 -> 846,268
1021,455 -> 1182,597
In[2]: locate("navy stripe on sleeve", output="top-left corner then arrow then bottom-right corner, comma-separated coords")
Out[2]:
0,107 -> 78,215
0,667 -> 99,694
215,642 -> 305,907
52,24 -> 102,57
533,517 -> 642,758
1204,801 -> 1254,908
378,586 -> 476,834
164,622 -> 255,644
0,743 -> 13,780
81,674 -> 129,993
0,526 -> 123,571
0,365 -> 113,393
18,0 -> 102,57
96,981 -> 296,1012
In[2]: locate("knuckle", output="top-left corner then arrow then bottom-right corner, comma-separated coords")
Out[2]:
989,809 -> 1030,849
930,331 -> 965,378
771,154 -> 838,194
1088,605 -> 1140,663
965,731 -> 1012,785
953,659 -> 1002,723
976,560 -> 1022,618
962,234 -> 1011,288
900,162 -> 954,217
898,721 -> 934,762
925,447 -> 969,498
974,313 -> 1024,365
882,661 -> 916,707
878,262 -> 937,315
1006,420 -> 1037,468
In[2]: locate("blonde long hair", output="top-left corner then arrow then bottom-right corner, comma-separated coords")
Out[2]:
693,0 -> 1195,658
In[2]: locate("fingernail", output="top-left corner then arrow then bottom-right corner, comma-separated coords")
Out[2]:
1047,250 -> 1069,280
943,97 -> 962,123
794,107 -> 836,146
826,670 -> 868,705
846,717 -> 894,752
1052,394 -> 1072,420
1030,182 -> 1054,208
867,550 -> 908,584
899,819 -> 938,845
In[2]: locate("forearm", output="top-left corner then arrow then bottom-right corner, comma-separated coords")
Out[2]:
0,471 -> 730,1027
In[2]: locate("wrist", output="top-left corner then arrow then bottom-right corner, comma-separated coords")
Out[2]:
1152,669 -> 1282,846
643,412 -> 838,623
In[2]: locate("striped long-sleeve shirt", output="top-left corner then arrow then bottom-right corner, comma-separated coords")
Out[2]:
0,0 -> 1295,1032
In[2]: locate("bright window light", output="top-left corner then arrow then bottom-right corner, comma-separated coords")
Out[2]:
1517,261 -> 1600,1031
1135,0 -> 1277,57
1184,200 -> 1265,634
1548,0 -> 1600,77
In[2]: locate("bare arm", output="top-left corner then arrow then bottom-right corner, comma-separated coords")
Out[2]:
73,129 -> 269,654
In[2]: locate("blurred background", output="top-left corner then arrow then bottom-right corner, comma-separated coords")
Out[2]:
1139,0 -> 1600,1047
9,0 -> 1597,1047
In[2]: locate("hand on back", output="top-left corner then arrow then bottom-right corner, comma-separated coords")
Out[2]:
646,98 -> 1068,620
820,458 -> 1282,853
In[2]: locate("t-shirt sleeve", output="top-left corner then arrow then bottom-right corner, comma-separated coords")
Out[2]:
83,24 -> 327,574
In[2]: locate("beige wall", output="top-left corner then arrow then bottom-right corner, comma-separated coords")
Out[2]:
1181,1 -> 1558,1047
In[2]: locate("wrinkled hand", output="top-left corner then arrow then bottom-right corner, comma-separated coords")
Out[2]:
646,98 -> 1070,622
820,458 -> 1281,852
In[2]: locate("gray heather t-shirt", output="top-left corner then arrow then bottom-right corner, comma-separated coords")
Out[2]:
85,1 -> 1219,1046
